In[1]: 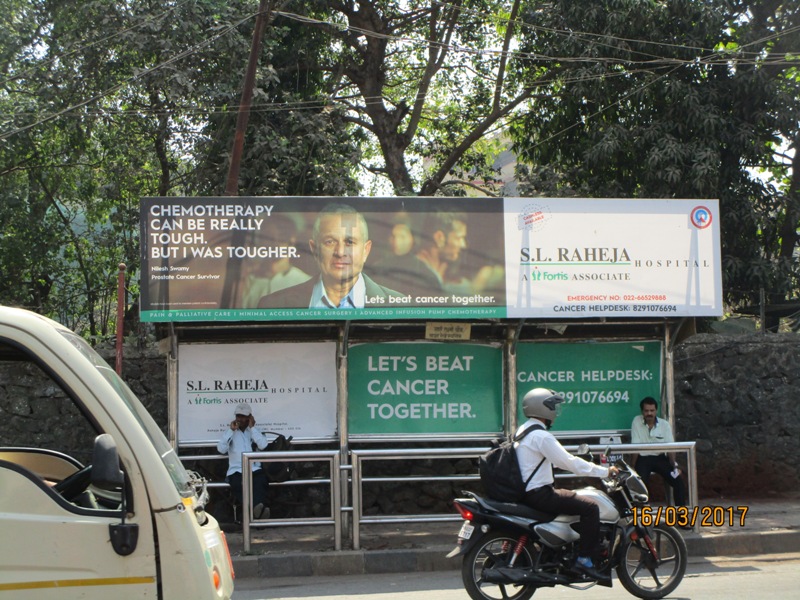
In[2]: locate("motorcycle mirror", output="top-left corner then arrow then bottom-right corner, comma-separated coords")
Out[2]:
575,443 -> 593,462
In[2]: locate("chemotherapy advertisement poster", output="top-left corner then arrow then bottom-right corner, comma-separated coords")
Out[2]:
177,342 -> 337,444
140,196 -> 721,322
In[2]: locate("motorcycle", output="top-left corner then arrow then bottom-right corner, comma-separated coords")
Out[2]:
448,448 -> 687,600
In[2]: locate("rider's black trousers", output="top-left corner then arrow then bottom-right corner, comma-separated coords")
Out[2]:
523,485 -> 601,560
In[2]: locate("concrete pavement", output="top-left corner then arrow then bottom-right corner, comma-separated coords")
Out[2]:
225,498 -> 800,580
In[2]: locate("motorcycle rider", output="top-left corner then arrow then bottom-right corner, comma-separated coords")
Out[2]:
516,388 -> 618,583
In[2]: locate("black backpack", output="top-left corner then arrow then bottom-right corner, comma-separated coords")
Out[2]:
479,424 -> 545,502
262,433 -> 294,483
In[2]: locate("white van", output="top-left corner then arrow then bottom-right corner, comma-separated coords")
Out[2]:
0,307 -> 235,598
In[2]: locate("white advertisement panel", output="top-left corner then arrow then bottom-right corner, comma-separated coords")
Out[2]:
177,342 -> 337,444
504,198 -> 722,318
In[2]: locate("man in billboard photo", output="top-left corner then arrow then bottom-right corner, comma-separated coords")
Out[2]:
413,210 -> 468,295
217,402 -> 271,520
258,203 -> 404,309
368,211 -> 421,295
385,209 -> 475,305
240,214 -> 311,308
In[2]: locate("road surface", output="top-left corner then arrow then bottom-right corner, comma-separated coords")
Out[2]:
232,552 -> 800,600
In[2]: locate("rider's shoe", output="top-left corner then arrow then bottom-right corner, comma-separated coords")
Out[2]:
572,557 -> 611,584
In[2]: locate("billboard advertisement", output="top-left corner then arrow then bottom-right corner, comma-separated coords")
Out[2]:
177,342 -> 337,444
347,342 -> 504,436
504,199 -> 721,318
141,197 -> 721,322
516,341 -> 663,433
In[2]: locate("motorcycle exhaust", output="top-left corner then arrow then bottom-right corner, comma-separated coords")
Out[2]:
482,567 -> 563,585
482,566 -> 612,588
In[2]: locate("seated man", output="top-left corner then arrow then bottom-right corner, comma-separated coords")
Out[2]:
630,397 -> 687,506
217,403 -> 270,520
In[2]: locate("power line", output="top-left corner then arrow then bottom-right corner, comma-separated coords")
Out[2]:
1,67 -> 655,122
0,9 -> 261,142
433,0 -> 799,62
272,9 -> 798,67
1,3 -> 795,143
0,0 -> 196,88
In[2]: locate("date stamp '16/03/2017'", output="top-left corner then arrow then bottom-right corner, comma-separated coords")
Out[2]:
631,505 -> 749,528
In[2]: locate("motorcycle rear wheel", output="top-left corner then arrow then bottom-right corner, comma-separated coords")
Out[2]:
616,524 -> 687,599
461,531 -> 538,600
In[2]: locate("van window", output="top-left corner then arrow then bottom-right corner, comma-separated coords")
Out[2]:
0,342 -> 116,511
58,330 -> 195,496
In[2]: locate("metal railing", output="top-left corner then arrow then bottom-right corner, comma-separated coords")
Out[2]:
241,450 -> 342,552
350,442 -> 697,549
183,441 -> 697,550
351,447 -> 486,550
563,442 -> 698,508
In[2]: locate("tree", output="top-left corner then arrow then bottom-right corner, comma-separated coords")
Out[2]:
188,2 -> 362,197
0,0 -> 361,334
508,0 -> 800,317
285,0 -> 537,196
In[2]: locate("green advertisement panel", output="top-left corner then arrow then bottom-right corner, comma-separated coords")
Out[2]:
348,343 -> 503,435
516,341 -> 662,433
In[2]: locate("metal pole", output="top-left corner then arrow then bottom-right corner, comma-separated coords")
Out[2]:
337,323 -> 351,548
243,453 -> 252,553
225,0 -> 271,197
115,263 -> 126,375
506,320 -> 525,436
220,0 -> 272,308
664,323 -> 675,430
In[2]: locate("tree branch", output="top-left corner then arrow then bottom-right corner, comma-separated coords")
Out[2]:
421,88 -> 535,196
493,0 -> 521,112
433,178 -> 500,197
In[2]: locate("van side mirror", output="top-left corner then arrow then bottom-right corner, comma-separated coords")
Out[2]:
91,434 -> 124,491
92,434 -> 139,556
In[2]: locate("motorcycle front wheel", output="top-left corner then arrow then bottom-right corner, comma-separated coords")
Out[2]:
616,524 -> 687,599
461,531 -> 538,600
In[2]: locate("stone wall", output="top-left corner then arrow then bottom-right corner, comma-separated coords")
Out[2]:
0,341 -> 168,467
673,333 -> 800,498
2,333 -> 798,515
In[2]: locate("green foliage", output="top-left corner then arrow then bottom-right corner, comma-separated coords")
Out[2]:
308,0 -> 532,196
1,0 -> 797,331
0,0 -> 361,335
510,0 -> 800,313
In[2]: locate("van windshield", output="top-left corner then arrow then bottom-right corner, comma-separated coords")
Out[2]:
60,330 -> 193,495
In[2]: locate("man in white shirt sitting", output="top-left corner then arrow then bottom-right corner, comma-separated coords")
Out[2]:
217,402 -> 270,520
630,397 -> 687,506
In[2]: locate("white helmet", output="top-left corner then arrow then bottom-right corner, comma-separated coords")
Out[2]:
522,388 -> 565,421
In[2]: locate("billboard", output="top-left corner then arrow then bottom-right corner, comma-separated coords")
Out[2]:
177,342 -> 337,444
504,199 -> 721,319
348,342 -> 504,436
516,341 -> 663,433
140,197 -> 721,322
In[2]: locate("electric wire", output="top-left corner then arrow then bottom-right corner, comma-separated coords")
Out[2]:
3,66 -> 656,121
0,0 -> 196,88
272,9 -> 798,67
0,2 -> 796,145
